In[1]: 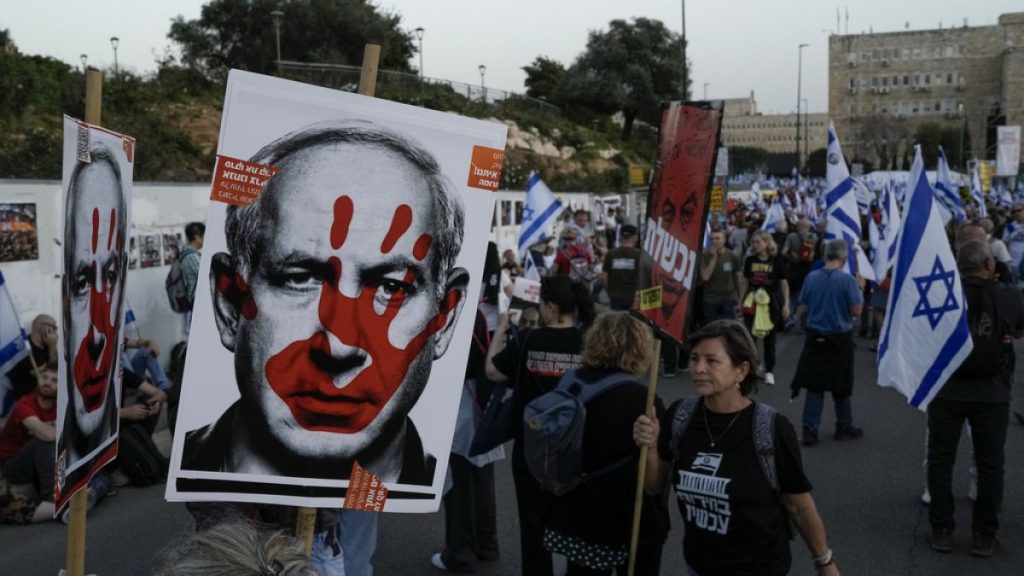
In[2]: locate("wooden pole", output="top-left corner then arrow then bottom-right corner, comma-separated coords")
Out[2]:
64,67 -> 104,576
627,338 -> 662,576
295,42 -> 383,557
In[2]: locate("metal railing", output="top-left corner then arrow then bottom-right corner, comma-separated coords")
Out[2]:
277,60 -> 560,115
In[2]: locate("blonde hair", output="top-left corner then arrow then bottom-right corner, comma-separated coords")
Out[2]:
152,521 -> 320,576
581,312 -> 653,375
750,229 -> 778,256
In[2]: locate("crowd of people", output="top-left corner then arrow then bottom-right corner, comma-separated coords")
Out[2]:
2,173 -> 1024,575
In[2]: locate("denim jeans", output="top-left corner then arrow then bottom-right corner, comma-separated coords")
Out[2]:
927,398 -> 1009,537
128,352 -> 171,390
312,509 -> 379,576
702,299 -> 737,323
801,391 -> 852,432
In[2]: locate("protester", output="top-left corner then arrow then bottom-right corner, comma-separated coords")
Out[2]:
541,312 -> 668,576
0,361 -> 58,522
486,275 -> 594,576
3,314 -> 58,414
178,221 -> 204,336
742,229 -> 790,385
123,336 -> 171,391
782,217 -> 818,310
789,239 -> 865,446
698,229 -> 742,323
152,519 -> 321,576
554,226 -> 595,289
633,320 -> 840,576
926,239 -> 1024,558
1001,203 -> 1024,281
601,224 -> 650,311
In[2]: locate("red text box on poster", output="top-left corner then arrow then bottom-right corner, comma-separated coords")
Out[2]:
342,461 -> 389,512
210,155 -> 279,207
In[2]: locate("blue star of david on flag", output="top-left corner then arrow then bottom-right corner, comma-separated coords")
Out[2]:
518,173 -> 564,252
911,256 -> 959,329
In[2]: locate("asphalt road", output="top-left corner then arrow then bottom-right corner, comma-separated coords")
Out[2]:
3,330 -> 1023,575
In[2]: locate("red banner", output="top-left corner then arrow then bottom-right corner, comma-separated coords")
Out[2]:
638,102 -> 723,344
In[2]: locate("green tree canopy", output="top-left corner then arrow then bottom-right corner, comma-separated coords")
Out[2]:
169,0 -> 415,80
522,56 -> 565,101
914,122 -> 967,170
552,17 -> 689,141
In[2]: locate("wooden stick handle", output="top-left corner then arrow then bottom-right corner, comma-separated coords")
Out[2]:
627,337 -> 662,576
358,44 -> 381,97
85,69 -> 102,125
296,507 -> 317,557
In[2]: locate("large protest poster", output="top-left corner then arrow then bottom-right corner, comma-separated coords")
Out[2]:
55,116 -> 135,511
167,70 -> 507,512
638,102 -> 722,343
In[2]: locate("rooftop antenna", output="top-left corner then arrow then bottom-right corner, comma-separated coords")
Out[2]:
845,7 -> 849,35
836,8 -> 840,35
905,22 -> 910,29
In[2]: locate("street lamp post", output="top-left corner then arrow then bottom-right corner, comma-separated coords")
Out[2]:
478,64 -> 486,102
110,36 -> 119,77
80,54 -> 88,72
802,98 -> 809,175
680,0 -> 687,99
271,10 -> 284,75
796,43 -> 808,184
415,27 -> 424,79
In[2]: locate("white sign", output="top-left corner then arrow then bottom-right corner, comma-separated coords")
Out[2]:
166,71 -> 507,512
996,125 -> 1021,177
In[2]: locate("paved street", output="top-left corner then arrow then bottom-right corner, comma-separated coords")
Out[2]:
3,330 -> 1023,575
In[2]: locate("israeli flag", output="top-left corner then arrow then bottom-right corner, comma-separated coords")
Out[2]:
0,270 -> 29,376
877,148 -> 973,411
933,148 -> 966,224
870,183 -> 901,280
824,121 -> 861,276
703,219 -> 712,250
518,173 -> 564,253
522,251 -> 541,282
761,200 -> 785,233
969,165 -> 987,218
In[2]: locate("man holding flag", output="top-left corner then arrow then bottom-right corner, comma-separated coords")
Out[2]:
1,296 -> 58,415
518,172 -> 564,257
877,148 -> 1024,557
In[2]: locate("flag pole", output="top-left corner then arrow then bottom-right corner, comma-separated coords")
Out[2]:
64,67 -> 104,576
294,42 -> 383,557
627,337 -> 661,576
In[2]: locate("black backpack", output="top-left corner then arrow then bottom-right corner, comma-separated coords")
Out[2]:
165,247 -> 195,312
117,422 -> 168,487
954,280 -> 1003,379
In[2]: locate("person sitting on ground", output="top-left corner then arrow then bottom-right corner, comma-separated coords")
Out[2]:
0,361 -> 58,522
542,312 -> 669,576
123,337 -> 171,391
3,314 -> 58,415
633,320 -> 841,576
151,519 -> 320,576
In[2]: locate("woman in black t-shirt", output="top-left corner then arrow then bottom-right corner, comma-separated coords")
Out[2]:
486,276 -> 594,576
633,321 -> 840,576
541,312 -> 669,576
742,229 -> 790,386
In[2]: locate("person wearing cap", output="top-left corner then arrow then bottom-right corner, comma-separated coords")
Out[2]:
601,224 -> 651,311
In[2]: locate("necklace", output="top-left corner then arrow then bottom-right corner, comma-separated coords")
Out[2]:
703,403 -> 745,448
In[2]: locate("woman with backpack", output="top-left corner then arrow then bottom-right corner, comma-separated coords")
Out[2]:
742,229 -> 790,386
633,320 -> 841,576
485,276 -> 594,576
540,311 -> 669,575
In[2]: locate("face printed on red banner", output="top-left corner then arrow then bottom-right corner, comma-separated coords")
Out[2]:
67,159 -> 126,435
211,142 -> 467,463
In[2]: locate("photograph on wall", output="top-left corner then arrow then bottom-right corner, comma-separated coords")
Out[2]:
128,235 -> 139,269
163,232 -> 183,265
0,203 -> 40,262
55,115 -> 135,511
139,233 -> 162,268
166,70 -> 507,512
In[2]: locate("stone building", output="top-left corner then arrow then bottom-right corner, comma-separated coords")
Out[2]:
828,12 -> 1024,169
719,92 -> 828,171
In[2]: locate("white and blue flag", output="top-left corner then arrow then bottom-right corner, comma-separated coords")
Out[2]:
933,148 -> 966,225
761,200 -> 785,233
824,121 -> 862,276
522,251 -> 541,282
518,173 -> 564,253
0,269 -> 29,376
970,165 -> 987,218
877,148 -> 973,411
870,183 -> 901,280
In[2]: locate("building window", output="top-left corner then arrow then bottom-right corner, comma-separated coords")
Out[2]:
903,75 -> 909,85
924,74 -> 930,85
913,48 -> 921,59
947,72 -> 953,84
882,76 -> 888,86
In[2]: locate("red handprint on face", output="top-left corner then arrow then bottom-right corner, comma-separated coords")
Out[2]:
73,207 -> 121,412
264,195 -> 458,433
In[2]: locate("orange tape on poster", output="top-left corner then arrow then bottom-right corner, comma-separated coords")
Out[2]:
467,145 -> 505,192
210,155 -> 279,206
342,461 -> 389,512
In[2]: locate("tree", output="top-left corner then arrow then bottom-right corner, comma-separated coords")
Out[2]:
856,114 -> 910,170
168,0 -> 415,81
552,18 -> 690,141
805,147 -> 827,177
522,56 -> 564,101
728,146 -> 771,175
914,122 -> 966,169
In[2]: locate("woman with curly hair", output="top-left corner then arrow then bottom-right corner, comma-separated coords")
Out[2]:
541,312 -> 668,575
